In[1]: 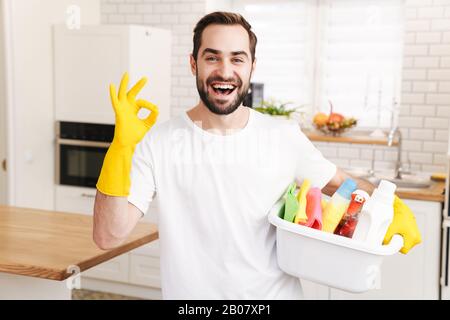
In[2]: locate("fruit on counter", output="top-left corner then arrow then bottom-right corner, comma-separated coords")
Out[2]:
313,112 -> 329,127
312,100 -> 357,132
327,100 -> 345,124
341,118 -> 357,127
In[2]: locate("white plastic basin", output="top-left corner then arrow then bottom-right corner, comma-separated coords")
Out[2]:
268,198 -> 404,293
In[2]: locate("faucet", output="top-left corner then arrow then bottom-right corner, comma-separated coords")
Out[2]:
387,127 -> 403,179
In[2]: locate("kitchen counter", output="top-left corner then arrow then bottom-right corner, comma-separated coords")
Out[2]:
304,129 -> 399,146
0,205 -> 158,299
395,181 -> 445,202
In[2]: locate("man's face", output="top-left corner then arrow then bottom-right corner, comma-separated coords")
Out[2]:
190,24 -> 256,115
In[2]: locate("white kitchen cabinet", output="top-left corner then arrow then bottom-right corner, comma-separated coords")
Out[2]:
55,185 -> 97,214
328,199 -> 441,300
82,253 -> 130,283
129,254 -> 161,288
53,25 -> 171,124
0,0 -> 6,205
441,220 -> 450,300
439,152 -> 449,300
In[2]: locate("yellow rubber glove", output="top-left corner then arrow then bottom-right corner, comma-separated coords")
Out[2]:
96,72 -> 159,196
383,195 -> 422,254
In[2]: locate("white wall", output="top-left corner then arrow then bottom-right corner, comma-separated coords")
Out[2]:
398,0 -> 450,173
206,0 -> 232,12
4,0 -> 100,209
0,0 -> 7,204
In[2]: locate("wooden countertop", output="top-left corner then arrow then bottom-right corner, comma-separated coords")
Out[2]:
395,181 -> 445,202
304,129 -> 399,146
0,206 -> 158,281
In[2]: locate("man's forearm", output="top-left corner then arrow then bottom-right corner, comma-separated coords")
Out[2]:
350,176 -> 376,196
322,167 -> 376,197
93,190 -> 138,250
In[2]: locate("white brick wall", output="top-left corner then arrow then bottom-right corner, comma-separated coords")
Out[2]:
398,0 -> 450,173
101,0 -> 450,175
325,0 -> 450,175
101,0 -> 207,116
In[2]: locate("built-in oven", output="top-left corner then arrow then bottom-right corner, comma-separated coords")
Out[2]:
56,121 -> 114,188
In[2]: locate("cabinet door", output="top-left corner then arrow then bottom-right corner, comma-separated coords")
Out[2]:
55,185 -> 96,215
441,220 -> 450,300
132,203 -> 160,257
54,25 -> 127,124
129,253 -> 161,288
129,26 -> 171,124
82,253 -> 130,283
330,199 -> 441,300
129,203 -> 160,287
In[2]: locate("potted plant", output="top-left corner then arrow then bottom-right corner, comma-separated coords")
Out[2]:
254,99 -> 304,120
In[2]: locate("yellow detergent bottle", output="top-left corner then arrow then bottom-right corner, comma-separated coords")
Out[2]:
322,178 -> 357,233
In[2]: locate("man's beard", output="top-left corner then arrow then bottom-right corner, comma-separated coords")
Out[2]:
196,71 -> 251,115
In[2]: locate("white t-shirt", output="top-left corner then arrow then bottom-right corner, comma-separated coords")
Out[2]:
128,108 -> 337,299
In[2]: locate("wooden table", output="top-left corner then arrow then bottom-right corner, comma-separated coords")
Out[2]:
0,206 -> 158,300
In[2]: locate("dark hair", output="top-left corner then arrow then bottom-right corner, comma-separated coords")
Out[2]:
192,11 -> 257,62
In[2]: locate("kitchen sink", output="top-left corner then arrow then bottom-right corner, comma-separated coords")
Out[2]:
344,169 -> 432,189
365,176 -> 431,189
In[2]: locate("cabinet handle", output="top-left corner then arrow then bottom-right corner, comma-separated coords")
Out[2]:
1,159 -> 6,172
81,193 -> 95,199
57,138 -> 110,148
445,226 -> 449,287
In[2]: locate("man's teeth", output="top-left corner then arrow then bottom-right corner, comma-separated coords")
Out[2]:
212,84 -> 235,89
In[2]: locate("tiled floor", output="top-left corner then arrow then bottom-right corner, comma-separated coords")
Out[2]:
72,289 -> 145,300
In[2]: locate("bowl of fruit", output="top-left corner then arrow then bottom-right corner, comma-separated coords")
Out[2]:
313,101 -> 357,136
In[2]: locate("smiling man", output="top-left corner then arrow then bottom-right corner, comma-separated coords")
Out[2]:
93,12 -> 421,300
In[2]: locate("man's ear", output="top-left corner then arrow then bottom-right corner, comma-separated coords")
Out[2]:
190,54 -> 197,76
252,58 -> 257,74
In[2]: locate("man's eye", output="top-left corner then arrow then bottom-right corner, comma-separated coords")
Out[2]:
206,56 -> 218,61
233,59 -> 244,63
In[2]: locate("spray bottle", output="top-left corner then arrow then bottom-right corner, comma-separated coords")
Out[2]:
322,178 -> 357,233
352,180 -> 397,246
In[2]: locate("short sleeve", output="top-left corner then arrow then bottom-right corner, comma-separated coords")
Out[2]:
293,125 -> 337,189
127,133 -> 157,215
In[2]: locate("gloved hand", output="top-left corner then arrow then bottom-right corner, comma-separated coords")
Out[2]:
383,195 -> 422,254
96,72 -> 159,196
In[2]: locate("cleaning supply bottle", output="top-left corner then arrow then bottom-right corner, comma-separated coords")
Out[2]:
294,179 -> 311,224
352,180 -> 397,246
321,198 -> 328,212
322,178 -> 357,233
335,190 -> 369,238
299,187 -> 322,230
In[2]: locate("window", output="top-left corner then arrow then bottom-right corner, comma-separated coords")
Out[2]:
231,0 -> 316,109
317,0 -> 404,128
228,0 -> 404,128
